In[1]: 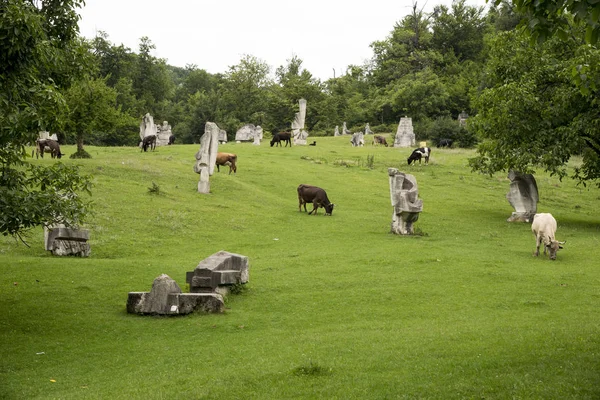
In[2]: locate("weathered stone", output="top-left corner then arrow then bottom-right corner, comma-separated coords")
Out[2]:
235,124 -> 257,142
186,250 -> 249,293
139,113 -> 156,141
44,225 -> 90,257
389,168 -> 423,235
350,132 -> 364,147
365,123 -> 374,135
194,122 -> 220,193
393,116 -> 416,148
342,122 -> 351,135
253,126 -> 263,145
176,293 -> 224,314
458,111 -> 469,127
334,126 -> 340,136
292,99 -> 309,145
128,274 -> 182,315
218,129 -> 228,143
156,121 -> 172,146
506,170 -> 538,222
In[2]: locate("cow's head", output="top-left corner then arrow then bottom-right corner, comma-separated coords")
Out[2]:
547,240 -> 565,260
324,203 -> 335,216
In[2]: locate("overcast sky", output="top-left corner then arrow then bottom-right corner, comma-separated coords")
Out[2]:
78,0 -> 489,82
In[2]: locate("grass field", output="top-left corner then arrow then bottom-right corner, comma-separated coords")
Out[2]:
1,136 -> 599,399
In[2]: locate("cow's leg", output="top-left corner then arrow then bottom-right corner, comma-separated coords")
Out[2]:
534,236 -> 541,256
216,164 -> 220,172
309,201 -> 319,215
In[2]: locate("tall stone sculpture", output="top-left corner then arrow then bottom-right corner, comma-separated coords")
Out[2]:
139,113 -> 156,142
334,126 -> 340,136
389,168 -> 423,235
156,121 -> 172,146
458,111 -> 469,127
253,125 -> 263,145
506,170 -> 539,222
342,122 -> 351,135
292,98 -> 308,145
194,122 -> 220,193
394,116 -> 416,148
365,123 -> 374,135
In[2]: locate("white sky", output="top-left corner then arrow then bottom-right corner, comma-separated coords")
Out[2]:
78,0 -> 489,82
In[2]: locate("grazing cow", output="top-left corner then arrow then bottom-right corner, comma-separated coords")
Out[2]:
216,152 -> 237,174
407,147 -> 431,165
141,135 -> 157,152
270,132 -> 292,147
35,139 -> 63,159
438,138 -> 453,148
297,184 -> 335,216
531,213 -> 565,260
168,134 -> 176,145
309,141 -> 317,146
373,135 -> 389,147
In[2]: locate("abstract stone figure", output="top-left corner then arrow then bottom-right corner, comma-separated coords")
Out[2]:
365,123 -> 374,135
186,250 -> 249,295
44,224 -> 91,257
218,129 -> 228,144
342,122 -> 351,135
235,124 -> 257,142
194,122 -> 220,193
38,131 -> 58,141
389,168 -> 423,235
350,132 -> 364,147
127,274 -> 224,315
139,113 -> 156,142
393,116 -> 416,148
292,98 -> 309,145
506,170 -> 539,222
253,125 -> 263,145
334,126 -> 340,136
155,121 -> 172,146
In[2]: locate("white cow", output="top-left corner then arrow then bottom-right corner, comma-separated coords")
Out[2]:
531,213 -> 565,260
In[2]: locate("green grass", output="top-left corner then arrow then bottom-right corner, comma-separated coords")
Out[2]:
1,137 -> 600,399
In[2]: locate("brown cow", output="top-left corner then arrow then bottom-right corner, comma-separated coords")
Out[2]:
35,139 -> 63,159
373,135 -> 389,147
216,152 -> 237,174
297,184 -> 335,216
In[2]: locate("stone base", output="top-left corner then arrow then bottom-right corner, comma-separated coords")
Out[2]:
294,139 -> 307,145
507,212 -> 535,223
44,226 -> 90,257
127,292 -> 224,315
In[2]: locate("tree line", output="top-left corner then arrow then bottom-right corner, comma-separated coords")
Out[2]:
2,0 -> 600,240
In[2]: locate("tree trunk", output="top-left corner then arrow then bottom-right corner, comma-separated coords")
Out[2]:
77,134 -> 84,153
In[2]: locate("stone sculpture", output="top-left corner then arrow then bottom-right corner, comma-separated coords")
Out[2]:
127,274 -> 224,315
393,116 -> 416,148
186,250 -> 249,296
350,132 -> 364,147
292,98 -> 309,145
342,122 -> 352,135
44,224 -> 90,257
194,122 -> 220,193
365,123 -> 374,135
235,123 -> 260,142
38,131 -> 58,141
218,129 -> 228,144
253,126 -> 263,145
139,113 -> 156,142
334,126 -> 340,137
156,121 -> 172,146
389,168 -> 423,235
506,170 -> 539,222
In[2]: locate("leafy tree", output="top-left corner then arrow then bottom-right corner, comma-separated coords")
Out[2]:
0,0 -> 92,242
65,78 -> 136,154
469,27 -> 600,185
133,36 -> 174,115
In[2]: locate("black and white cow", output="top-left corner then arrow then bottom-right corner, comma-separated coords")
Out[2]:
407,147 -> 431,165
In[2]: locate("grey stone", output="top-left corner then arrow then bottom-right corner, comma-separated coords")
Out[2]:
44,225 -> 90,257
127,287 -> 224,315
128,274 -> 182,315
235,124 -> 257,142
389,168 -> 423,235
506,170 -> 538,222
334,126 -> 340,136
218,129 -> 228,143
350,132 -> 364,147
292,99 -> 308,145
156,121 -> 172,146
194,122 -> 220,193
186,250 -> 249,293
342,122 -> 351,135
365,123 -> 374,135
393,116 -> 416,148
